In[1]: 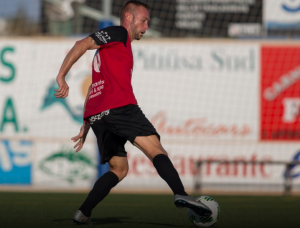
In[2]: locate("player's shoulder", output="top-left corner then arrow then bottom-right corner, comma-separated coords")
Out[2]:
89,26 -> 128,46
102,26 -> 127,35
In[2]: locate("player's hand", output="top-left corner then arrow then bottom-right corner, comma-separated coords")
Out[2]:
54,76 -> 69,98
71,123 -> 90,152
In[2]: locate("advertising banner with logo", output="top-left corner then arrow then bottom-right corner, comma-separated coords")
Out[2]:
1,41 -> 260,143
0,140 -> 33,184
34,142 -> 98,189
131,42 -> 260,142
264,0 -> 300,37
0,39 -> 299,192
120,143 -> 300,191
261,46 -> 300,140
0,41 -> 98,188
0,41 -> 95,138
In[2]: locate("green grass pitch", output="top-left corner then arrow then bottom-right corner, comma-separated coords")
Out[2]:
0,192 -> 299,228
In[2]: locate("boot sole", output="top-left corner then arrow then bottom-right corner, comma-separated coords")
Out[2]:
175,199 -> 212,217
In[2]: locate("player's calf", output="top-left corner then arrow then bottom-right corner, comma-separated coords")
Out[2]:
153,154 -> 188,196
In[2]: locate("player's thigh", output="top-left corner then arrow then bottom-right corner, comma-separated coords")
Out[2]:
134,135 -> 168,161
108,156 -> 129,181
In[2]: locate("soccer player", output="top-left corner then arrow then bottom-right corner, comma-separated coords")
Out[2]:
54,0 -> 212,225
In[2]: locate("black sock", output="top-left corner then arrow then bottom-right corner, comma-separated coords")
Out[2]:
153,154 -> 188,196
79,171 -> 119,217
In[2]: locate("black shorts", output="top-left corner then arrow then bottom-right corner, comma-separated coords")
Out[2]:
89,104 -> 160,164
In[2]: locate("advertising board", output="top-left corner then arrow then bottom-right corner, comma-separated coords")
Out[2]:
132,42 -> 260,141
0,41 -> 98,188
118,142 -> 300,191
264,0 -> 300,37
1,39 -> 299,192
0,140 -> 32,184
261,46 -> 300,140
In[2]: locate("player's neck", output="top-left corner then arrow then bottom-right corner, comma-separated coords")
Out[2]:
121,24 -> 134,42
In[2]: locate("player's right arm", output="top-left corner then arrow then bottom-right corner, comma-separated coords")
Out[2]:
54,37 -> 100,98
55,26 -> 127,98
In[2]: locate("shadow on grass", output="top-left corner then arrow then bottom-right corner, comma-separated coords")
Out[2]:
53,217 -> 194,227
52,217 -> 129,223
92,217 -> 194,227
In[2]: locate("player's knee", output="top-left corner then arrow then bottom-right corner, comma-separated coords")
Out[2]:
149,150 -> 168,161
157,150 -> 168,157
162,150 -> 168,157
117,169 -> 128,181
155,147 -> 168,157
111,167 -> 128,182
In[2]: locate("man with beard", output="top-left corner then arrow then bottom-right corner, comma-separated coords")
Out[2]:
54,1 -> 212,225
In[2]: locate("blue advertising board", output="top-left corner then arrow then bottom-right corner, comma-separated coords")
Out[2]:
0,140 -> 32,184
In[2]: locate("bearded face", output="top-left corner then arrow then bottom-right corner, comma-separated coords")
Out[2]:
129,6 -> 149,40
130,16 -> 140,40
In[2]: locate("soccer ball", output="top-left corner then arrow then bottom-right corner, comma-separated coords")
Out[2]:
188,196 -> 220,227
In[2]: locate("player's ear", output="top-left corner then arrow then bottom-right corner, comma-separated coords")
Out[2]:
125,12 -> 133,23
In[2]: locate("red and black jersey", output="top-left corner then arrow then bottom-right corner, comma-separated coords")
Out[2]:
84,26 -> 137,120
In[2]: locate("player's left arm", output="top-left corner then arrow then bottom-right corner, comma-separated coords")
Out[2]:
71,122 -> 90,152
54,37 -> 100,98
71,84 -> 92,152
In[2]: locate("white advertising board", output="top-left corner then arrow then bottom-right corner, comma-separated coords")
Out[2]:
0,40 -> 98,188
0,40 -> 95,138
132,42 -> 260,141
264,0 -> 300,29
0,41 -> 259,140
119,142 -> 300,191
33,142 -> 98,189
1,39 -> 299,192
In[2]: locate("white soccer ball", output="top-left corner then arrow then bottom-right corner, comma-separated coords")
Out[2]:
187,196 -> 221,227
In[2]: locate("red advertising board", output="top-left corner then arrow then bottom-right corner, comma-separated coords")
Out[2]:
261,46 -> 300,140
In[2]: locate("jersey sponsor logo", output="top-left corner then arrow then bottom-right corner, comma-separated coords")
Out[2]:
91,79 -> 104,88
93,50 -> 101,73
89,110 -> 109,125
89,79 -> 105,99
94,31 -> 111,44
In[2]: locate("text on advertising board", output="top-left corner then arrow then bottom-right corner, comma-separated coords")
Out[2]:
261,47 -> 300,140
